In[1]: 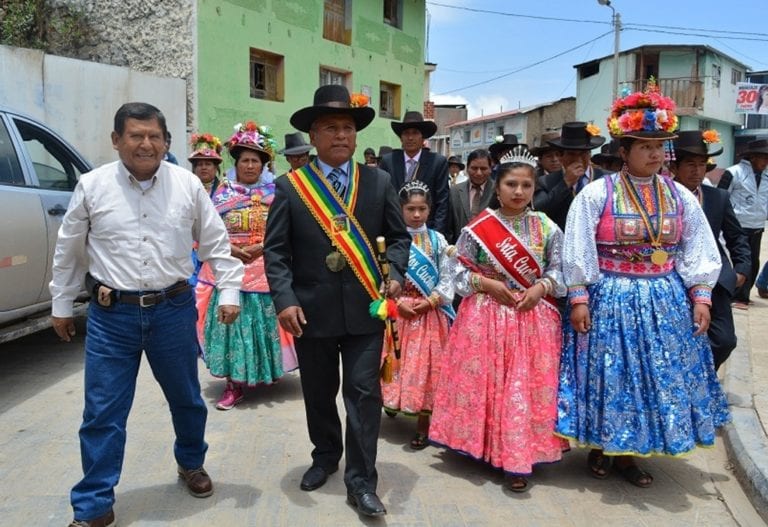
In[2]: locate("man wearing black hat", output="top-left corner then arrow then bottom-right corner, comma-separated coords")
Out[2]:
533,121 -> 608,231
717,139 -> 768,309
670,131 -> 750,369
447,155 -> 467,186
264,85 -> 409,518
278,132 -> 314,175
590,139 -> 623,173
380,111 -> 450,234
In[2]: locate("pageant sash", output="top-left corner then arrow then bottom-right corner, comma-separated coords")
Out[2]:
286,162 -> 382,300
465,209 -> 556,308
406,230 -> 456,320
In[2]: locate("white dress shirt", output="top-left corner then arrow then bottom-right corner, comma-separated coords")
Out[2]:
50,160 -> 243,317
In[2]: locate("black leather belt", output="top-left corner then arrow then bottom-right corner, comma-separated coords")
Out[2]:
116,281 -> 192,307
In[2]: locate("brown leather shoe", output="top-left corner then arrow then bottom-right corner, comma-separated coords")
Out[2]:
178,466 -> 214,498
68,509 -> 115,527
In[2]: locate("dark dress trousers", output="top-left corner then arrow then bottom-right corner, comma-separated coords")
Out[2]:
701,185 -> 752,368
446,179 -> 495,244
379,148 -> 450,235
263,163 -> 410,495
534,167 -> 608,231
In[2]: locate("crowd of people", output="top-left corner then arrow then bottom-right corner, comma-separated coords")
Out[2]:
51,79 -> 768,525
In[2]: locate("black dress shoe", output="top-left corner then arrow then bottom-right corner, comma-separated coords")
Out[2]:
300,465 -> 338,491
347,492 -> 387,517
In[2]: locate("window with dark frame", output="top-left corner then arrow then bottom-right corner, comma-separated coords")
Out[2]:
319,67 -> 350,88
250,48 -> 284,101
383,0 -> 402,29
379,81 -> 401,119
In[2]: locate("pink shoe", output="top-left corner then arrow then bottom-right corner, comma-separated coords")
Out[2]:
215,382 -> 244,410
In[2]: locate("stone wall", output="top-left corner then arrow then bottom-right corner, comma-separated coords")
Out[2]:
52,0 -> 195,126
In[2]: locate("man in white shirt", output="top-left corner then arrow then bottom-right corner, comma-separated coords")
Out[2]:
51,102 -> 243,527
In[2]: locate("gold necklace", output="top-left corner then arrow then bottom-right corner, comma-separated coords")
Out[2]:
619,169 -> 668,265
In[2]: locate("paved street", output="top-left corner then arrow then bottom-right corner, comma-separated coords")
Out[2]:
0,321 -> 764,527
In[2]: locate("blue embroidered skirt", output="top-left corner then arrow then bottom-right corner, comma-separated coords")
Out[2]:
556,271 -> 730,456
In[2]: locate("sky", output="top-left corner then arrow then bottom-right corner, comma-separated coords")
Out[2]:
426,0 -> 768,118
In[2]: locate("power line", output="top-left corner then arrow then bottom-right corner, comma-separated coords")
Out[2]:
436,31 -> 613,95
624,26 -> 768,43
628,21 -> 768,39
712,38 -> 768,68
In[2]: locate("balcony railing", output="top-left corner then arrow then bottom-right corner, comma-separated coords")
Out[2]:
624,78 -> 704,109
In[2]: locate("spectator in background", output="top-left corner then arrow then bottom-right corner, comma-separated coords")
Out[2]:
447,155 -> 467,187
278,132 -> 313,176
164,130 -> 179,165
529,131 -> 562,178
363,147 -> 378,166
590,139 -> 623,173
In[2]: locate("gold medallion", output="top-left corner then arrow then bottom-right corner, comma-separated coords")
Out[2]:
650,249 -> 668,266
325,251 -> 346,272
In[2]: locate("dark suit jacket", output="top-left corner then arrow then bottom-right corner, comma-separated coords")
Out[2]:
446,179 -> 495,244
264,163 -> 410,338
701,185 -> 751,295
534,167 -> 609,231
380,148 -> 449,234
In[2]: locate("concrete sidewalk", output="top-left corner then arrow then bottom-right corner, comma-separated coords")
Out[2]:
722,239 -> 768,524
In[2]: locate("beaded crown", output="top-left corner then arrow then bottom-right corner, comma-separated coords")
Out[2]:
498,145 -> 537,168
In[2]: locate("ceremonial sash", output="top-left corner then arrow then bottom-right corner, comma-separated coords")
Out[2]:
406,229 -> 456,320
465,209 -> 557,309
286,162 -> 382,301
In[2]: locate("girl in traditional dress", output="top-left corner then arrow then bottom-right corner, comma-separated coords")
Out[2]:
429,148 -> 568,492
196,121 -> 297,410
381,181 -> 457,450
556,84 -> 730,488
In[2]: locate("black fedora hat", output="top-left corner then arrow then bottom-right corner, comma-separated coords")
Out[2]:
489,134 -> 527,159
290,85 -> 375,133
391,111 -> 437,139
278,132 -> 314,156
447,155 -> 465,170
547,122 -> 605,151
672,131 -> 723,158
591,139 -> 621,165
529,131 -> 562,157
741,139 -> 768,157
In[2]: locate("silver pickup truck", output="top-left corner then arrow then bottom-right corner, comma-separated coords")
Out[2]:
0,107 -> 91,343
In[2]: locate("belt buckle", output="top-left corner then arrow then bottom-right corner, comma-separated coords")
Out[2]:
139,294 -> 156,308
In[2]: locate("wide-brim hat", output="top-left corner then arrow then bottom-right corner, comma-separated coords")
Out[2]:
188,133 -> 223,163
377,145 -> 392,159
290,85 -> 375,133
741,139 -> 768,157
447,155 -> 465,170
672,130 -> 723,158
529,131 -> 562,156
278,132 -> 313,155
607,82 -> 679,140
391,111 -> 437,139
489,134 -> 528,158
591,139 -> 621,164
546,122 -> 605,151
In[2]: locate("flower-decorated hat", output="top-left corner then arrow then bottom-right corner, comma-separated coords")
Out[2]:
226,120 -> 278,162
546,122 -> 605,151
607,78 -> 679,140
188,133 -> 223,163
290,85 -> 374,133
672,130 -> 723,158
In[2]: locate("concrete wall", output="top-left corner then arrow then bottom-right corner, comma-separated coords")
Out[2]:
0,45 -> 187,167
524,98 -> 576,148
701,50 -> 744,125
195,0 -> 427,174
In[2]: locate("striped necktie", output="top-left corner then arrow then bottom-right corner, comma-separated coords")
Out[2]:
328,167 -> 346,196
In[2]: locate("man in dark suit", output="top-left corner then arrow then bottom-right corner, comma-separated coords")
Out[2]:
533,122 -> 608,231
446,149 -> 494,244
379,111 -> 449,234
671,131 -> 750,369
264,85 -> 410,518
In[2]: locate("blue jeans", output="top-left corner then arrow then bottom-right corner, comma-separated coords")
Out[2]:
71,289 -> 207,521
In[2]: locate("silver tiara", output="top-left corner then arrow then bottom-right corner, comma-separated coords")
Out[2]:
498,145 -> 537,168
400,180 -> 430,194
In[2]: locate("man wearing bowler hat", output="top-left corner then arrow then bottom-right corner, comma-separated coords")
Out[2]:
670,131 -> 750,369
278,131 -> 314,175
717,138 -> 768,309
447,155 -> 467,186
264,84 -> 410,518
533,121 -> 607,231
380,111 -> 450,234
530,131 -> 563,178
590,139 -> 623,173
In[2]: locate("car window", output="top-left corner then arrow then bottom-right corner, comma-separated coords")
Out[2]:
13,118 -> 83,191
0,118 -> 25,186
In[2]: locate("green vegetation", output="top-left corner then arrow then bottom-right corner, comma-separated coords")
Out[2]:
0,0 -> 89,52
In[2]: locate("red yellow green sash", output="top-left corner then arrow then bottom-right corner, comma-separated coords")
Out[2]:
286,162 -> 383,301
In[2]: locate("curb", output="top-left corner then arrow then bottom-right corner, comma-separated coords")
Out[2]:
722,310 -> 768,524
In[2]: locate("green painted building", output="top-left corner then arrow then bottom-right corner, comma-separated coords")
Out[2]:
195,0 -> 427,171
